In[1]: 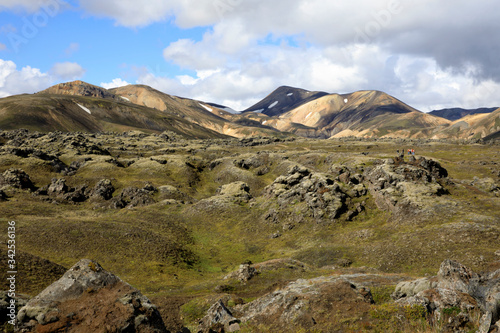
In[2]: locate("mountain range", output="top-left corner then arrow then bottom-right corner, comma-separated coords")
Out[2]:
0,80 -> 498,140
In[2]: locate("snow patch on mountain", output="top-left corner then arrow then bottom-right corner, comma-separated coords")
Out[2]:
199,103 -> 213,112
268,101 -> 279,108
287,93 -> 294,96
77,103 -> 91,114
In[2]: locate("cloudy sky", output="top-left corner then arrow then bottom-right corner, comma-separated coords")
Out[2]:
0,0 -> 499,111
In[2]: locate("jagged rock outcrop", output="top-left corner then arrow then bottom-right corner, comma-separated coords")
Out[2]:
197,300 -> 240,333
363,156 -> 449,221
43,178 -> 88,203
266,165 -> 358,219
394,259 -> 500,333
111,185 -> 157,209
88,179 -> 115,201
17,259 -> 168,333
0,168 -> 35,190
223,263 -> 257,282
38,80 -> 116,99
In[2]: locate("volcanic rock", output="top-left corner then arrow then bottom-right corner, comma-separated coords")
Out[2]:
223,263 -> 257,282
395,259 -> 500,333
0,168 -> 35,190
89,179 -> 115,201
110,185 -> 156,209
17,259 -> 168,332
197,300 -> 240,333
234,276 -> 374,331
266,165 -> 350,219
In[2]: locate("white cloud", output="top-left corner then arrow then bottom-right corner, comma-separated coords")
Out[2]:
3,0 -> 499,112
49,62 -> 85,80
0,58 -> 53,97
78,0 -> 174,27
101,78 -> 130,89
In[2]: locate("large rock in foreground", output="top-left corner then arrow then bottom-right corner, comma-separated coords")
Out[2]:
394,259 -> 500,333
17,259 -> 168,333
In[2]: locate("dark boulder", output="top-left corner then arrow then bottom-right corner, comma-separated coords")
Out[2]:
0,168 -> 35,190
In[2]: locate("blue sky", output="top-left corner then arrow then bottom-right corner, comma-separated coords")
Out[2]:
1,0 -> 499,111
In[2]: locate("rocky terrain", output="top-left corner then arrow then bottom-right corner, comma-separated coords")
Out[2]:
0,128 -> 498,332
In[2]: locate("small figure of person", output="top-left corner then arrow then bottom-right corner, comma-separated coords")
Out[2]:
411,149 -> 415,155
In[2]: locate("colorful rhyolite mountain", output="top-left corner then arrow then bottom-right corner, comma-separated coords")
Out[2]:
0,81 -> 498,140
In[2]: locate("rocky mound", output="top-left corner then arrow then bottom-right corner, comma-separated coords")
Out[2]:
394,259 -> 500,333
38,80 -> 116,100
363,156 -> 450,222
199,275 -> 376,332
265,164 -> 366,221
17,259 -> 168,333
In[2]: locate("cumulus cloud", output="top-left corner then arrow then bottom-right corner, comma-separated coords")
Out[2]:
4,0 -> 494,111
143,39 -> 500,112
78,0 -> 174,27
75,0 -> 500,110
0,58 -> 53,97
101,78 -> 130,89
49,62 -> 85,80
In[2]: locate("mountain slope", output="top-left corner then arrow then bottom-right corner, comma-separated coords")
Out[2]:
430,107 -> 498,121
0,88 -> 228,139
246,89 -> 451,138
0,81 -> 285,138
39,80 -> 117,100
110,85 -> 283,138
438,108 -> 500,139
243,86 -> 329,116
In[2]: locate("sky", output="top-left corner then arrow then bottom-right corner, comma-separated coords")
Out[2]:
0,0 -> 499,112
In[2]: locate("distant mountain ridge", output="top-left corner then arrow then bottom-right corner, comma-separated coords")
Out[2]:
430,107 -> 498,121
0,80 -> 499,140
243,86 -> 329,116
0,81 -> 283,139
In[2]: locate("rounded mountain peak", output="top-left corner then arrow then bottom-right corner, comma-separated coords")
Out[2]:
38,80 -> 115,99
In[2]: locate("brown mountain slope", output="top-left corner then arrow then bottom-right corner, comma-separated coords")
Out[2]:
0,81 -> 285,138
0,93 -> 227,139
246,90 -> 451,138
110,84 -> 283,138
38,80 -> 117,100
437,107 -> 500,139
